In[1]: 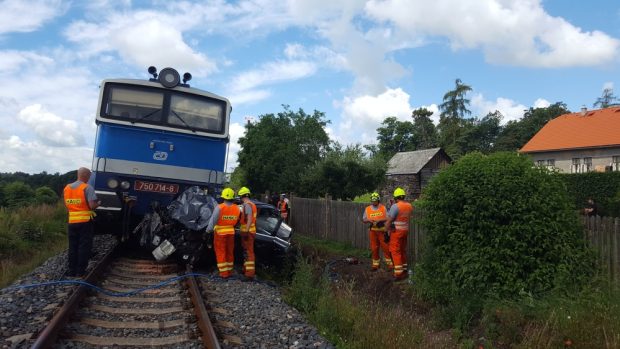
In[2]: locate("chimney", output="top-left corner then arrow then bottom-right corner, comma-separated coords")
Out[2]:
580,105 -> 587,116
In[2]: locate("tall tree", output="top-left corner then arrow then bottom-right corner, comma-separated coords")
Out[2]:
457,111 -> 502,154
375,117 -> 416,157
236,105 -> 330,194
438,79 -> 473,158
439,78 -> 473,119
411,108 -> 438,149
593,88 -> 619,109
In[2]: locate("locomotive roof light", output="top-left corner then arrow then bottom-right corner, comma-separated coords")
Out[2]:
183,72 -> 192,84
158,67 -> 180,88
148,66 -> 158,79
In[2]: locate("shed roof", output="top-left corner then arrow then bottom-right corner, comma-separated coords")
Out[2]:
386,148 -> 443,175
520,107 -> 620,153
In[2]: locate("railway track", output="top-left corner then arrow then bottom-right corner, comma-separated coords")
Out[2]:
30,249 -> 237,349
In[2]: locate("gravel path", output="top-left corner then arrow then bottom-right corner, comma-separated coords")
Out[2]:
0,234 -> 117,348
198,274 -> 334,349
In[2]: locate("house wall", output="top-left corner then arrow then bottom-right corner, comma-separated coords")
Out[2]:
527,147 -> 620,173
380,174 -> 419,201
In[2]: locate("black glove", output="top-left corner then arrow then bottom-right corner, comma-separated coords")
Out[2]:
376,221 -> 385,228
384,231 -> 390,243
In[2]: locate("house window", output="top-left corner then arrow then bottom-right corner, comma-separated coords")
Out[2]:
584,157 -> 592,172
613,156 -> 620,171
536,160 -> 545,167
571,158 -> 581,173
546,159 -> 555,170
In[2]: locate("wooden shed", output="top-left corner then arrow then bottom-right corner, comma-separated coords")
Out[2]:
380,148 -> 451,200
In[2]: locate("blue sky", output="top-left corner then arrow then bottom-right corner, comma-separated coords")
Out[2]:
0,0 -> 619,173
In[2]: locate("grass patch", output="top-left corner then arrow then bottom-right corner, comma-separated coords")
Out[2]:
284,254 -> 425,348
353,193 -> 372,203
480,280 -> 620,348
294,233 -> 369,259
0,202 -> 67,288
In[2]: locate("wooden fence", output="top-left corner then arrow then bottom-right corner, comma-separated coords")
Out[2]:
290,197 -> 620,280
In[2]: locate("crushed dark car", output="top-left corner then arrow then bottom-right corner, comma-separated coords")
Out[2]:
132,186 -> 292,266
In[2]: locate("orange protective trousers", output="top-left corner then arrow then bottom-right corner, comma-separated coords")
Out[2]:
369,230 -> 392,270
214,234 -> 234,278
389,231 -> 408,278
242,233 -> 256,278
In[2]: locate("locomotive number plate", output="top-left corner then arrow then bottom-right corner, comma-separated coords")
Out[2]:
134,180 -> 179,194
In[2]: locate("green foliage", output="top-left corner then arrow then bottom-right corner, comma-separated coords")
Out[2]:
376,116 -> 416,157
439,78 -> 472,119
236,105 -> 330,194
593,87 -> 619,109
412,108 -> 439,150
299,144 -> 386,200
34,186 -> 59,205
3,181 -> 34,208
0,170 -> 76,196
494,102 -> 569,152
415,152 -> 596,328
560,171 -> 620,217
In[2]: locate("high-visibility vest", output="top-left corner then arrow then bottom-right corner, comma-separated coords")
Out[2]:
278,200 -> 288,218
214,203 -> 240,235
240,201 -> 257,234
394,200 -> 413,233
63,183 -> 93,224
365,204 -> 387,231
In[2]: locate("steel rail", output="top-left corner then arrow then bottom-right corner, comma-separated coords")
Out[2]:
31,246 -> 117,349
185,264 -> 221,349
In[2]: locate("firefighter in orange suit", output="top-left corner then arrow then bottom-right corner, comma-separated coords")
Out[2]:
238,186 -> 257,279
362,192 -> 393,271
206,188 -> 241,278
384,187 -> 413,281
63,167 -> 100,277
278,194 -> 289,224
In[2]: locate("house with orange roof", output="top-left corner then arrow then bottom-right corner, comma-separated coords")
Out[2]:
520,107 -> 620,173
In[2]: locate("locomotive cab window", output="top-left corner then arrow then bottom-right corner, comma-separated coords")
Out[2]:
169,95 -> 224,133
105,86 -> 164,122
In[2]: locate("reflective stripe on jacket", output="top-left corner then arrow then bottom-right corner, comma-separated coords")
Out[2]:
365,204 -> 387,231
394,201 -> 413,233
64,183 -> 93,224
240,201 -> 257,233
214,203 -> 241,235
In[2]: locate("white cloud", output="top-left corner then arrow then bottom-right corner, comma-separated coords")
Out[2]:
533,98 -> 551,108
472,94 -> 553,123
0,0 -> 65,35
337,87 -> 413,143
226,122 -> 246,171
65,13 -> 217,76
228,90 -> 272,106
0,51 -> 54,74
0,136 -> 92,173
18,104 -> 85,147
365,0 -> 620,68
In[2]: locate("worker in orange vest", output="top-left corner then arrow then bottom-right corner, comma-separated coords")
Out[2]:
384,187 -> 413,281
278,193 -> 289,224
206,188 -> 241,278
238,186 -> 257,279
63,167 -> 100,278
362,192 -> 393,271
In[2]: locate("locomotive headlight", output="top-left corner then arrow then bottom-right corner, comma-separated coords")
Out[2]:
158,67 -> 180,88
107,178 -> 119,189
120,181 -> 131,190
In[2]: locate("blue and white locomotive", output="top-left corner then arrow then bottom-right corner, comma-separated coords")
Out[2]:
90,67 -> 230,236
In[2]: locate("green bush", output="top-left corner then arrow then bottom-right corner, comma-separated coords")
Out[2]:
414,152 -> 596,328
34,186 -> 59,205
3,181 -> 34,208
560,172 -> 620,217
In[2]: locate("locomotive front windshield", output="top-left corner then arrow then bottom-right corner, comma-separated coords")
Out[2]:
101,83 -> 226,134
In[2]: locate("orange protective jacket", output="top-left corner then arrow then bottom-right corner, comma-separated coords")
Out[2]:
240,201 -> 257,234
214,203 -> 241,235
393,201 -> 413,233
365,204 -> 387,232
63,183 -> 93,224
